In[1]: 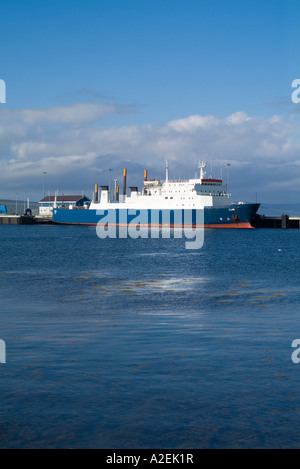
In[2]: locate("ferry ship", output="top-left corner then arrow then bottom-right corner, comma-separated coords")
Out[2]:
52,161 -> 260,228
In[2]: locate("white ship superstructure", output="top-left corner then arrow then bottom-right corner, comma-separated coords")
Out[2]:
89,161 -> 233,211
53,160 -> 260,228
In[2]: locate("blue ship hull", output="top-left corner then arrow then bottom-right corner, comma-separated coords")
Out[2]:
52,203 -> 260,228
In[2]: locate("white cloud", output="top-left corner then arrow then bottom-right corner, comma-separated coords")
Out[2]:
0,102 -> 127,127
168,114 -> 219,132
0,104 -> 299,202
226,111 -> 250,125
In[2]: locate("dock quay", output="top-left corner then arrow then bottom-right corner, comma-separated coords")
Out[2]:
34,215 -> 53,224
1,213 -> 299,228
0,215 -> 53,225
252,214 -> 300,229
0,215 -> 35,225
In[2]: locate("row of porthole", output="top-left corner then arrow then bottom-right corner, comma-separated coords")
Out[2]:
165,196 -> 196,200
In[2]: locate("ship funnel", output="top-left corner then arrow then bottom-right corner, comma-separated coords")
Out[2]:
144,169 -> 147,181
130,186 -> 138,197
95,184 -> 98,202
100,185 -> 109,204
123,168 -> 127,198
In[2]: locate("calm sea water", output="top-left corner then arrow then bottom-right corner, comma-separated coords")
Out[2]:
0,224 -> 300,449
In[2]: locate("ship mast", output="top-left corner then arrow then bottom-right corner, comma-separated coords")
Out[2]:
165,159 -> 169,183
198,161 -> 206,181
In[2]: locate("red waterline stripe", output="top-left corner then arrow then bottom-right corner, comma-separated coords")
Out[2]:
53,222 -> 254,229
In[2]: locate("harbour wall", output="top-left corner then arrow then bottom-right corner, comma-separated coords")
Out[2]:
0,215 -> 36,225
0,215 -> 52,225
252,214 -> 300,229
0,213 -> 299,228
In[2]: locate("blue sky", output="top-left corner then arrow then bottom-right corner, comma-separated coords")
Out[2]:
0,0 -> 300,204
